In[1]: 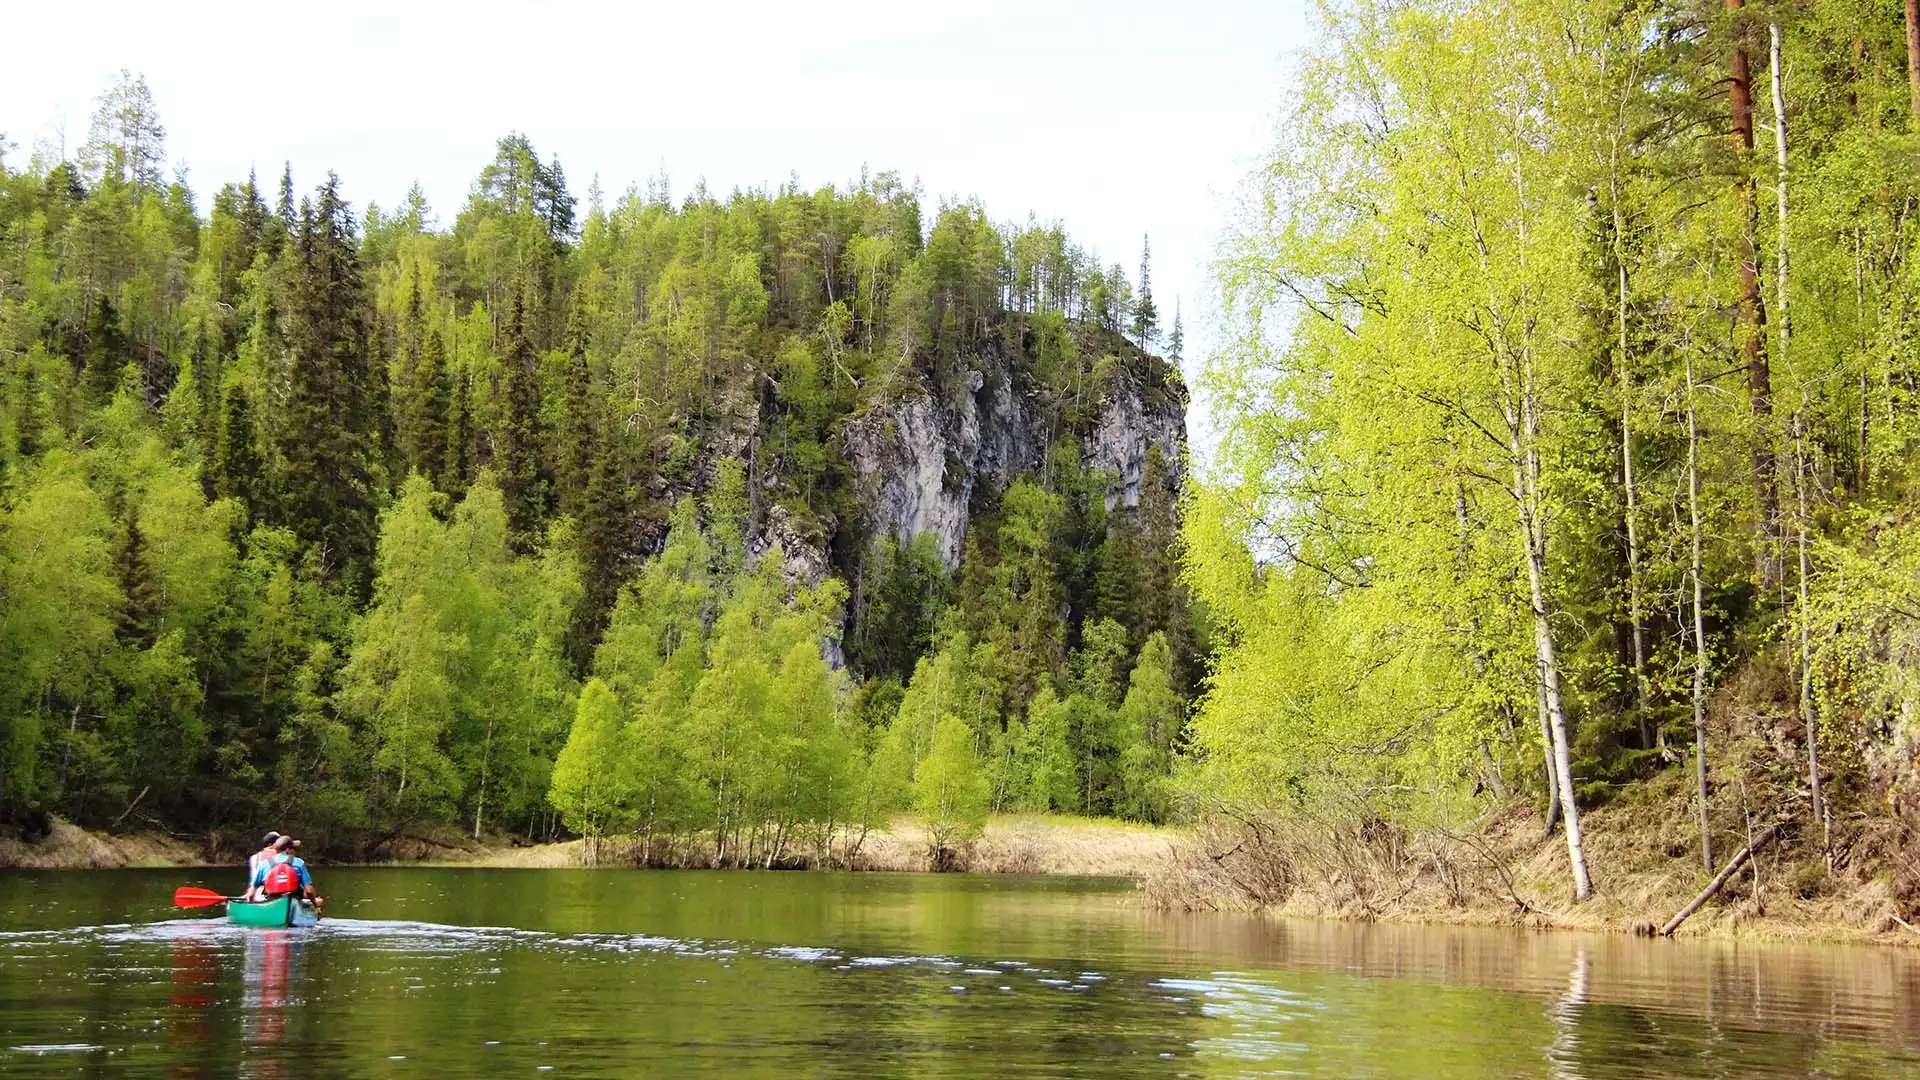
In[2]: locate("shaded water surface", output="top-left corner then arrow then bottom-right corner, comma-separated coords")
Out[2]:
1,867 -> 1917,1077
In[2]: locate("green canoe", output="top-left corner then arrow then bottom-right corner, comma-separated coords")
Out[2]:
226,896 -> 320,928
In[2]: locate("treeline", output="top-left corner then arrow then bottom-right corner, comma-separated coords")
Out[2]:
547,474 -> 1185,866
0,73 -> 1192,848
1193,0 -> 1920,898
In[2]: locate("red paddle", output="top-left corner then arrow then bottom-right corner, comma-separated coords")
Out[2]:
173,887 -> 239,908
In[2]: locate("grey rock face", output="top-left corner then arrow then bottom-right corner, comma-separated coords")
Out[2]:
844,365 -> 1187,570
1085,377 -> 1187,512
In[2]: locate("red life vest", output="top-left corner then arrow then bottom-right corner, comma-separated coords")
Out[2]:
261,860 -> 301,897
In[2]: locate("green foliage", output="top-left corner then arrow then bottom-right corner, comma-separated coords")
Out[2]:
0,71 -> 1196,848
1186,0 -> 1920,881
912,714 -> 989,852
549,678 -> 629,839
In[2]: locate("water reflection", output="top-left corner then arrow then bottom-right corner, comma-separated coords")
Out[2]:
168,937 -> 217,1077
4,870 -> 1920,1078
1547,945 -> 1589,1080
239,930 -> 300,1079
158,926 -> 307,1080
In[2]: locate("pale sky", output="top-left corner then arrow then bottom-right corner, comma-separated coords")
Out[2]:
2,0 -> 1311,457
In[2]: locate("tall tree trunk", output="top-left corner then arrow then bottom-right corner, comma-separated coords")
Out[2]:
1610,172 -> 1651,751
1793,420 -> 1829,866
1770,22 -> 1828,866
1729,0 -> 1779,588
1521,468 -> 1590,900
1537,678 -> 1562,835
1684,349 -> 1715,874
1483,151 -> 1590,901
1906,0 -> 1920,120
1507,357 -> 1591,899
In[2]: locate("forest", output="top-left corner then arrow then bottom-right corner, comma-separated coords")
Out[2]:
1188,0 -> 1920,905
0,73 -> 1191,861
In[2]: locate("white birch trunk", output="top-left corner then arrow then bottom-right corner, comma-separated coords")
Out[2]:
1684,350 -> 1715,873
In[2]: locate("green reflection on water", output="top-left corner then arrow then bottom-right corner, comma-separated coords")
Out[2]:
1,868 -> 1917,1078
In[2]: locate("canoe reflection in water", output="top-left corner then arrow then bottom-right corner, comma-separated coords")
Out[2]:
165,928 -> 305,1080
240,928 -> 299,1078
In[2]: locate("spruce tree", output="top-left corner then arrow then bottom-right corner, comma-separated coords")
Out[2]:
494,298 -> 546,547
278,174 -> 375,588
1133,445 -> 1193,690
236,169 -> 275,261
113,512 -> 165,649
449,366 -> 474,497
1094,520 -> 1140,640
567,409 -> 629,672
552,292 -> 594,518
1130,234 -> 1158,349
15,354 -> 44,458
212,384 -> 263,520
414,327 -> 451,488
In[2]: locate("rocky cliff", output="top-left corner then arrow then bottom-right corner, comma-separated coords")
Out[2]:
841,338 -> 1187,571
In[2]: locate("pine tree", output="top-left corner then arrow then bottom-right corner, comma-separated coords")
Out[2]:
1166,301 -> 1184,364
236,169 -> 275,261
113,512 -> 165,649
1094,520 -> 1140,639
423,328 -> 452,488
160,355 -> 202,453
213,384 -> 263,518
394,321 -> 450,487
14,353 -> 44,458
552,292 -> 594,518
1130,234 -> 1158,348
278,174 -> 375,588
449,367 -> 474,497
567,412 -> 629,671
81,294 -> 130,408
275,164 -> 295,231
494,298 -> 546,546
77,69 -> 166,191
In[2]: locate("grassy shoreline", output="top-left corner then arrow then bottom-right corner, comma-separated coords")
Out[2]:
9,807 -> 1917,949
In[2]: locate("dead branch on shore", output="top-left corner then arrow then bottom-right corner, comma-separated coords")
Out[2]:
1660,823 -> 1780,937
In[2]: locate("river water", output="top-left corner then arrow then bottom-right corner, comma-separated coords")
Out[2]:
1,868 -> 1917,1077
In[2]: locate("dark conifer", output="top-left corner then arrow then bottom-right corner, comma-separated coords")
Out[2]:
113,513 -> 165,649
566,411 -> 628,671
278,173 -> 375,589
1130,235 -> 1158,349
552,290 -> 593,518
449,366 -> 473,498
213,384 -> 263,519
409,327 -> 452,488
495,298 -> 546,547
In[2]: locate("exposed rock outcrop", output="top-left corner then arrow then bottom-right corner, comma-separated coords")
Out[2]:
844,355 -> 1186,569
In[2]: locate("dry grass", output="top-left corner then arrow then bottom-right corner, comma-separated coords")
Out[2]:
1143,774 -> 1920,947
850,814 -> 1180,876
0,816 -> 205,869
438,814 -> 1180,877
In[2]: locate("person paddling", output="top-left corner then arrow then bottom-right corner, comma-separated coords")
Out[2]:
249,835 -> 319,905
244,832 -> 280,901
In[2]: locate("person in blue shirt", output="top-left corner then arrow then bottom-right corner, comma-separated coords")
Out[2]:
249,835 -> 317,902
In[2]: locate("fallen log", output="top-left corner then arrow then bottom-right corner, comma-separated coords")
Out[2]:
1660,824 -> 1779,937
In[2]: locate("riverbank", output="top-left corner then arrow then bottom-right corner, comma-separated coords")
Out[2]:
1145,771 -> 1920,948
0,813 -> 1180,880
11,799 -> 1918,949
0,817 -> 204,869
433,814 -> 1181,878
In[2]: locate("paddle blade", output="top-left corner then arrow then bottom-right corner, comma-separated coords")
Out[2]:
173,887 -> 229,908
